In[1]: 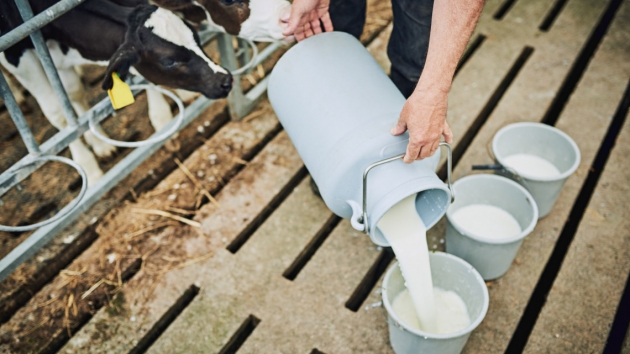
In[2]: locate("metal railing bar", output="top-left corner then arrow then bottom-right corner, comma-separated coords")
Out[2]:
0,94 -> 218,282
237,37 -> 252,74
221,38 -> 282,120
0,75 -> 146,196
218,33 -> 239,72
0,29 -> 221,195
14,0 -> 79,127
198,28 -> 219,44
0,70 -> 40,155
245,75 -> 270,101
0,0 -> 85,53
255,41 -> 283,66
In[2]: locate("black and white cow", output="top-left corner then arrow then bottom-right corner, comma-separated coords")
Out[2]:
129,0 -> 294,133
1,0 -> 233,185
146,0 -> 292,42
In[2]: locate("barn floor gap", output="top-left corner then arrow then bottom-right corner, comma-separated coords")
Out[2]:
455,34 -> 487,76
218,314 -> 261,354
124,108 -> 232,202
283,214 -> 341,281
11,201 -> 59,238
0,226 -> 99,325
541,0 -> 623,126
227,165 -> 308,253
188,124 -> 284,220
439,46 -> 534,180
493,0 -> 519,20
345,248 -> 395,312
538,0 -> 570,32
604,268 -> 630,353
129,284 -> 200,354
506,78 -> 630,354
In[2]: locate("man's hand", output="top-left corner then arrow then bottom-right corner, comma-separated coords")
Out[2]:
391,0 -> 483,163
282,0 -> 333,42
391,86 -> 453,163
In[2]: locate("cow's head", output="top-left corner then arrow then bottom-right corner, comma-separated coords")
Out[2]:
102,5 -> 232,99
152,0 -> 292,42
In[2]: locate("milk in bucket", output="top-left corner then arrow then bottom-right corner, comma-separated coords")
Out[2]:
502,154 -> 560,179
491,123 -> 580,218
378,194 -> 471,334
392,288 -> 471,334
450,204 -> 521,240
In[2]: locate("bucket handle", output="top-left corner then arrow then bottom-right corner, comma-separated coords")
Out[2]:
471,164 -> 533,194
359,142 -> 454,235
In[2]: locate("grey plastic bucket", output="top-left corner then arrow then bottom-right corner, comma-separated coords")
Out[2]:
382,253 -> 489,354
268,32 -> 452,246
445,175 -> 538,280
492,122 -> 580,218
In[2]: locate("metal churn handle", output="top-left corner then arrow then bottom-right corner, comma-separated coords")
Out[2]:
359,142 -> 455,235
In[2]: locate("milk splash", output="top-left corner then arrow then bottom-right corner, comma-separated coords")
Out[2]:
392,288 -> 471,334
378,194 -> 471,334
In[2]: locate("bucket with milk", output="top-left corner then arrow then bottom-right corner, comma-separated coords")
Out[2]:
446,174 -> 538,280
492,122 -> 580,218
268,32 -> 453,245
382,253 -> 489,354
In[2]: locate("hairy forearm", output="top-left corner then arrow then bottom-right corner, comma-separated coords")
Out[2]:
416,0 -> 484,93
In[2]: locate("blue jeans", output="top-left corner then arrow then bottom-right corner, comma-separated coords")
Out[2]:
329,0 -> 434,98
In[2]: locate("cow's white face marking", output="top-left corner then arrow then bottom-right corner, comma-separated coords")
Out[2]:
144,8 -> 228,74
240,0 -> 291,42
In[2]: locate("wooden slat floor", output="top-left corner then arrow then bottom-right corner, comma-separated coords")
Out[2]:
1,0 -> 629,352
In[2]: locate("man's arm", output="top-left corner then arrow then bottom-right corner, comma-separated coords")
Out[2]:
393,0 -> 484,163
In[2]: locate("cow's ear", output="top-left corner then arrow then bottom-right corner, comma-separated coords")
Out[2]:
102,45 -> 139,90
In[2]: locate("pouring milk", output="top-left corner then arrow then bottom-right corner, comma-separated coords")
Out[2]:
378,194 -> 471,334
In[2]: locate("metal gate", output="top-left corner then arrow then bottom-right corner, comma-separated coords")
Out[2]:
0,0 -> 279,281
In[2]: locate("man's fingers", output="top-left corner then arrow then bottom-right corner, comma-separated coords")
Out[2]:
391,120 -> 407,136
303,22 -> 315,38
311,18 -> 322,34
443,121 -> 453,144
404,141 -> 421,164
321,12 -> 334,32
420,141 -> 439,159
295,28 -> 306,41
282,8 -> 305,36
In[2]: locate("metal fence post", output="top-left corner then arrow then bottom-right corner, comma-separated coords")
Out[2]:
13,0 -> 79,127
0,71 -> 40,155
0,0 -> 85,53
217,33 -> 261,120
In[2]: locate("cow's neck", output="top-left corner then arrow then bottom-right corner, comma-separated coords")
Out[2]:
39,0 -> 133,63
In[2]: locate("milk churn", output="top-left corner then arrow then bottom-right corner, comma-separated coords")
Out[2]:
267,32 -> 453,246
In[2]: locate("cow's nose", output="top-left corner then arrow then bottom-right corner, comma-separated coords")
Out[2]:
221,77 -> 233,91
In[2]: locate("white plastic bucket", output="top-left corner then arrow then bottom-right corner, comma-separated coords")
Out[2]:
382,253 -> 489,354
492,122 -> 580,218
445,175 -> 538,280
268,32 -> 452,246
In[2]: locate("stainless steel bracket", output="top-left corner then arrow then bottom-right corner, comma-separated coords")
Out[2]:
359,142 -> 455,235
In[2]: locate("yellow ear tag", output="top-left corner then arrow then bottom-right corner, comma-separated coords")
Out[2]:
107,73 -> 135,110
